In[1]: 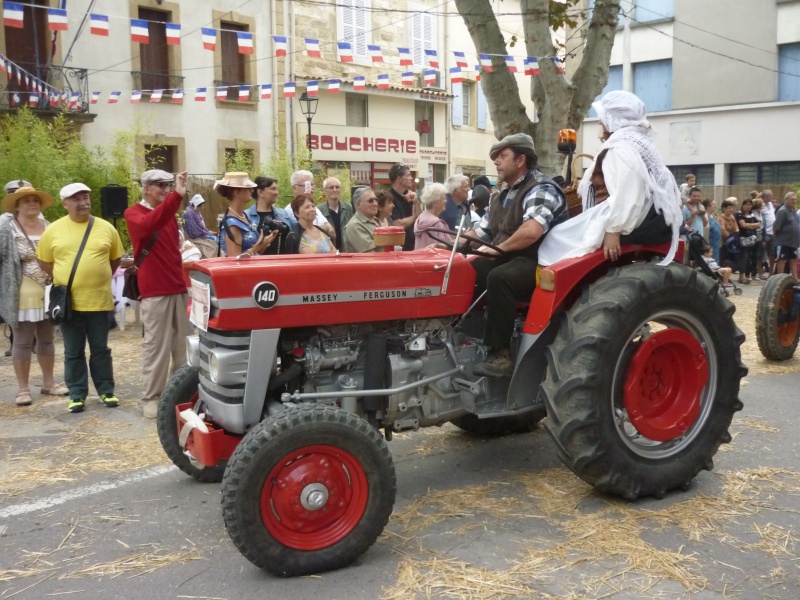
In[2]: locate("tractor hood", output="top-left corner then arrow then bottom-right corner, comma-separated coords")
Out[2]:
185,249 -> 477,331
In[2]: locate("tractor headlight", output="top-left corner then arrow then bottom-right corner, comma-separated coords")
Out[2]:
186,335 -> 200,367
208,352 -> 220,383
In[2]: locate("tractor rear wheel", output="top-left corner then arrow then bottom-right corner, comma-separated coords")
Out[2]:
542,263 -> 746,500
756,273 -> 800,360
221,404 -> 396,576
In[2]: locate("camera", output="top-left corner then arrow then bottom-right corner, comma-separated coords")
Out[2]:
258,215 -> 290,235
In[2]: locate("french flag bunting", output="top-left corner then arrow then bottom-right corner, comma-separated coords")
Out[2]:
108,91 -> 121,104
130,19 -> 149,44
171,89 -> 184,103
3,3 -> 24,28
423,69 -> 436,85
327,79 -> 340,93
90,14 -> 108,36
552,56 -> 565,74
272,35 -> 287,57
150,89 -> 163,103
368,45 -> 383,63
478,53 -> 493,72
28,93 -> 39,107
0,55 -> 5,73
260,84 -> 272,99
424,49 -> 439,69
450,67 -> 462,84
216,86 -> 228,100
305,38 -> 321,58
131,90 -> 142,103
237,31 -> 253,54
165,23 -> 180,45
283,82 -> 296,98
398,47 -> 412,66
401,72 -> 413,86
238,86 -> 250,101
526,57 -> 539,76
90,91 -> 100,104
453,51 -> 468,68
47,8 -> 68,31
504,56 -> 517,73
306,81 -> 318,96
195,87 -> 207,102
50,92 -> 59,107
353,75 -> 365,91
10,92 -> 20,106
201,28 -> 216,51
69,91 -> 79,110
377,73 -> 389,89
337,41 -> 353,63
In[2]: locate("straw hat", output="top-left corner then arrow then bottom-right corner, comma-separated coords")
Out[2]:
214,172 -> 257,190
2,186 -> 54,213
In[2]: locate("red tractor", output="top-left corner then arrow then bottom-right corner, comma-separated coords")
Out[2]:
158,229 -> 745,577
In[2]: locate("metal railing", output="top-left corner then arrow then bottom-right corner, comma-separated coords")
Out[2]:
131,71 -> 185,94
0,63 -> 89,113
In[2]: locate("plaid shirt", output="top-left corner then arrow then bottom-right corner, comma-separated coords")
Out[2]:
474,170 -> 566,243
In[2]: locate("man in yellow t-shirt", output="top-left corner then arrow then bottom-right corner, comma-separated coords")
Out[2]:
37,183 -> 125,413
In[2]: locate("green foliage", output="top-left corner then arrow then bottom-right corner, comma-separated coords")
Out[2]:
259,143 -> 312,207
223,141 -> 257,175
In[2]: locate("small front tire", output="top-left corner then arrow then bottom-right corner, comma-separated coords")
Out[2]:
756,273 -> 800,360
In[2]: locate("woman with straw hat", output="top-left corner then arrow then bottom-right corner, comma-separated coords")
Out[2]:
215,172 -> 278,257
0,186 -> 68,406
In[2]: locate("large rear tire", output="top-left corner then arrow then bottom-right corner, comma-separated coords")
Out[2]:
221,404 -> 396,577
756,273 -> 800,360
157,365 -> 226,483
542,263 -> 746,500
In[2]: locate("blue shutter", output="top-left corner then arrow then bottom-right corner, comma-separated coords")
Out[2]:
635,0 -> 674,23
588,65 -> 623,117
779,43 -> 800,102
633,59 -> 672,112
452,82 -> 463,126
477,82 -> 487,130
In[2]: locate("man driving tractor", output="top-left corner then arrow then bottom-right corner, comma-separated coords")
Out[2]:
470,133 -> 568,378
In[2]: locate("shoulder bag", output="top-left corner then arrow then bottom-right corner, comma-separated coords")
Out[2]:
123,232 -> 159,301
48,216 -> 94,325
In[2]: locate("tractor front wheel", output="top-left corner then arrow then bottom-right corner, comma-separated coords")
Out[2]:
221,404 -> 396,576
756,273 -> 800,360
542,263 -> 746,500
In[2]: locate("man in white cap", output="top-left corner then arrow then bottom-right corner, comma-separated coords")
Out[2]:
124,169 -> 192,418
37,182 -> 125,413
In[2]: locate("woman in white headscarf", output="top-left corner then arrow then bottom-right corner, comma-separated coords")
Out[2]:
182,194 -> 218,258
538,90 -> 682,266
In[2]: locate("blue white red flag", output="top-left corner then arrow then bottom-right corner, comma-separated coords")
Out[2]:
504,56 -> 517,73
261,84 -> 272,99
3,3 -> 23,28
337,42 -> 353,63
238,86 -> 250,101
401,72 -> 413,86
327,79 -> 340,93
130,90 -> 142,103
149,89 -> 163,103
171,89 -> 184,103
47,8 -> 68,31
165,23 -> 180,45
237,32 -> 253,54
478,54 -> 493,72
194,88 -> 207,102
201,28 -> 216,51
272,36 -> 287,57
108,91 -> 121,104
130,19 -> 149,44
353,75 -> 365,90
453,51 -> 468,68
424,49 -> 439,69
90,14 -> 108,36
450,67 -> 462,84
91,91 -> 100,104
305,38 -> 321,58
423,69 -> 436,85
525,57 -> 539,76
216,87 -> 228,100
377,74 -> 389,89
306,81 -> 318,96
368,45 -> 383,63
398,48 -> 412,66
283,82 -> 296,98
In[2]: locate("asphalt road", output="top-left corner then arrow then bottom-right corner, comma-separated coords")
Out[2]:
1,282 -> 799,600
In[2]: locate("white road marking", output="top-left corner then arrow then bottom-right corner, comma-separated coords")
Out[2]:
1,465 -> 177,518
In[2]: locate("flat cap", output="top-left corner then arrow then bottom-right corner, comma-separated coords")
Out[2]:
140,169 -> 175,185
59,182 -> 91,200
489,133 -> 535,160
4,179 -> 33,194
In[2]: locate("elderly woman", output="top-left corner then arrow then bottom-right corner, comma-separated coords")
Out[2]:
215,172 -> 278,257
183,194 -> 218,258
0,186 -> 67,406
538,90 -> 682,266
414,183 -> 454,250
286,194 -> 335,254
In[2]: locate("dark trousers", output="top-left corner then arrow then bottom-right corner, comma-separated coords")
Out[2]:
471,255 -> 538,350
738,246 -> 756,278
61,310 -> 115,401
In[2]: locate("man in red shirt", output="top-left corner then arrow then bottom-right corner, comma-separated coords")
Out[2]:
125,170 -> 192,419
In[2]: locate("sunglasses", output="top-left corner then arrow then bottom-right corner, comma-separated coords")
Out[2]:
150,182 -> 173,189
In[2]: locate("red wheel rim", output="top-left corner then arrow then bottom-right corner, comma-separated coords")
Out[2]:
777,287 -> 799,347
623,329 -> 709,442
260,444 -> 368,550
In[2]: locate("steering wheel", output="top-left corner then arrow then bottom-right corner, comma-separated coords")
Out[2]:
422,227 -> 506,259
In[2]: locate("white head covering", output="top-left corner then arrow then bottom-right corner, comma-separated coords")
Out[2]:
592,91 -> 652,135
189,194 -> 205,208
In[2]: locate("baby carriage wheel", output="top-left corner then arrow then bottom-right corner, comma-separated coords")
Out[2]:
733,287 -> 743,296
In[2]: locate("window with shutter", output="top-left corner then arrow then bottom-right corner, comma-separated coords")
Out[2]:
779,43 -> 800,102
462,82 -> 472,126
477,83 -> 487,130
409,3 -> 436,66
633,59 -> 672,112
635,0 -> 674,23
138,8 -> 171,90
338,0 -> 371,57
451,83 -> 463,127
220,22 -> 248,101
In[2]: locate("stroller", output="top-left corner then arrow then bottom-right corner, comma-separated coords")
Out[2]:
686,232 -> 742,297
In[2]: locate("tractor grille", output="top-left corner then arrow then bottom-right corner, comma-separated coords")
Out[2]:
198,328 -> 251,405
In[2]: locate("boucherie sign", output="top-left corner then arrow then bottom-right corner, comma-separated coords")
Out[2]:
299,124 -> 419,163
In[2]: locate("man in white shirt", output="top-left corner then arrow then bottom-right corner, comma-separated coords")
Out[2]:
289,170 -> 336,241
761,189 -> 776,276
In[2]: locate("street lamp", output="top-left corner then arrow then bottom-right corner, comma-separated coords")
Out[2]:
299,92 -> 318,161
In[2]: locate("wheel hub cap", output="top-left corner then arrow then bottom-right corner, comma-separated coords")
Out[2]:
300,483 -> 330,510
623,329 -> 708,442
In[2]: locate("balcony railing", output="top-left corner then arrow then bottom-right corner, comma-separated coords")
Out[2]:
1,63 -> 90,113
131,71 -> 185,96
